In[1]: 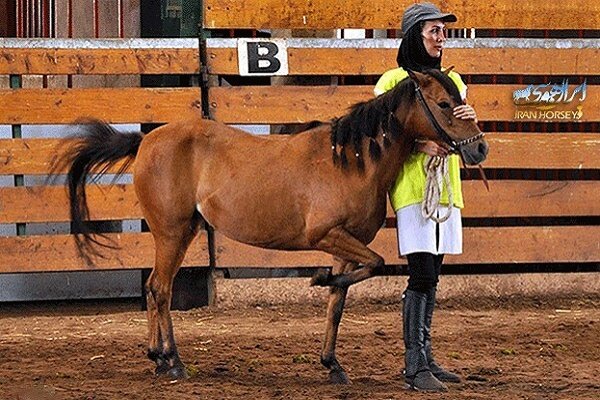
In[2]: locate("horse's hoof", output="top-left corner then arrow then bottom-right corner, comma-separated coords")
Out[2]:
310,269 -> 331,287
167,365 -> 189,380
154,363 -> 170,376
329,369 -> 351,385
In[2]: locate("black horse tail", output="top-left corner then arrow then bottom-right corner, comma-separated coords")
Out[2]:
54,119 -> 144,264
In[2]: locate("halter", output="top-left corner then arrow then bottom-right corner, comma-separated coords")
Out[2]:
412,79 -> 485,154
411,76 -> 490,191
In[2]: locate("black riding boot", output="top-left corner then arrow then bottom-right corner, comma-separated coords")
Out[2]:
424,287 -> 461,383
403,290 -> 447,392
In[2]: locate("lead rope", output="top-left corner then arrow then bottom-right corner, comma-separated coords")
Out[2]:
421,155 -> 453,223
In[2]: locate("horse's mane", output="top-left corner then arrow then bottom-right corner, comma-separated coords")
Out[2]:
331,69 -> 461,169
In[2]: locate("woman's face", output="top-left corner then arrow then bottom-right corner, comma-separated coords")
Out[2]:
421,19 -> 447,58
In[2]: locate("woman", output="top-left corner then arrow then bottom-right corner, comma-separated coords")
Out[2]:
374,2 -> 478,392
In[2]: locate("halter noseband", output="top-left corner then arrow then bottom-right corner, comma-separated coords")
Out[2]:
411,78 -> 485,154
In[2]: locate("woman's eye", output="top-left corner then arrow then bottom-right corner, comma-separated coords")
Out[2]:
438,101 -> 451,109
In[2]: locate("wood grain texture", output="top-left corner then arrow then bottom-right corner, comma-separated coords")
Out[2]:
461,180 -> 600,218
0,48 -> 199,75
0,88 -> 201,124
0,138 -> 133,175
0,185 -> 141,223
214,225 -> 600,268
0,232 -> 209,273
483,134 -> 600,169
208,47 -> 600,76
1,134 -> 598,176
209,85 -> 597,123
203,0 -> 600,29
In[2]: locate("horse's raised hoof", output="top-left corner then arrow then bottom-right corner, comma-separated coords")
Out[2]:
329,369 -> 351,385
166,365 -> 189,380
310,269 -> 332,287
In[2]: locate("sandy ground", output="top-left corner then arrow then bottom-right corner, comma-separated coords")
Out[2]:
0,276 -> 598,400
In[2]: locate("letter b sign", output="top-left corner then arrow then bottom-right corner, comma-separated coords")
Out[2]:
237,39 -> 289,76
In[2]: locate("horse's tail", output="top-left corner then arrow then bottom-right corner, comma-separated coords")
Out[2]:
54,119 -> 144,264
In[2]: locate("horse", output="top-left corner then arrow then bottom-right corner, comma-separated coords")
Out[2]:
56,69 -> 488,384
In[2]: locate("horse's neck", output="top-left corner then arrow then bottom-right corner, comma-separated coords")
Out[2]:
375,134 -> 414,190
373,106 -> 416,192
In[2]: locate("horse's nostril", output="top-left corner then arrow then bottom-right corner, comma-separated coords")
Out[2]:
479,141 -> 488,155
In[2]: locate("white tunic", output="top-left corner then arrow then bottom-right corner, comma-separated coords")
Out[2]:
395,203 -> 463,256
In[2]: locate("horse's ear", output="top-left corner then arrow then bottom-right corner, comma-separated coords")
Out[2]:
444,66 -> 455,75
407,69 -> 418,81
407,70 -> 430,87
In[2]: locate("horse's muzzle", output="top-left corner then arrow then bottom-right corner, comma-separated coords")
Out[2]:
459,137 -> 489,165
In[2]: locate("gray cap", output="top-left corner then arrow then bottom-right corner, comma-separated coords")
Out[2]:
401,2 -> 457,35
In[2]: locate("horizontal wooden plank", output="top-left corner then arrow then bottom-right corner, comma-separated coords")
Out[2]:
214,225 -> 600,268
376,226 -> 600,265
484,134 -> 600,169
208,46 -> 600,76
450,180 -> 599,218
2,180 -> 599,224
0,138 -> 132,175
0,88 -> 201,124
1,133 -> 598,176
0,48 -> 199,75
0,232 -> 209,273
203,0 -> 600,30
209,85 -> 598,123
0,185 -> 141,223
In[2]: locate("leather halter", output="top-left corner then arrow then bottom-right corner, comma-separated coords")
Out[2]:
411,78 -> 485,154
411,76 -> 490,190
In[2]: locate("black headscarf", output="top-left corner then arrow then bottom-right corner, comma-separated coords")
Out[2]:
396,23 -> 442,71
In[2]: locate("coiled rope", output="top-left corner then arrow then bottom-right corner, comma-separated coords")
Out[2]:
421,155 -> 453,223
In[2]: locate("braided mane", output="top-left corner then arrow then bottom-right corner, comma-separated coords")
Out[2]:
330,69 -> 460,169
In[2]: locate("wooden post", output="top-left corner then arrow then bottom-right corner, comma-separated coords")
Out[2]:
142,266 -> 215,311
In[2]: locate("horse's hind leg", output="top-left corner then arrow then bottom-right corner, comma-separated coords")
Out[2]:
145,212 -> 202,379
321,258 -> 358,384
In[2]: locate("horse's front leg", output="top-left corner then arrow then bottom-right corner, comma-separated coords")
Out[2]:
321,258 -> 358,384
311,226 -> 384,288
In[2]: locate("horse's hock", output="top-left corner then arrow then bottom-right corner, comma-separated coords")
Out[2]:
0,0 -> 599,306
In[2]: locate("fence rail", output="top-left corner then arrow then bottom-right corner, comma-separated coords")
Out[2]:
202,0 -> 600,30
206,38 -> 600,76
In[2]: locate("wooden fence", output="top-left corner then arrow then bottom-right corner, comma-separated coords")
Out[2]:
0,38 -> 209,274
0,0 -> 598,304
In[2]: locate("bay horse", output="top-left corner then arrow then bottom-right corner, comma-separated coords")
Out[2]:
57,69 -> 488,383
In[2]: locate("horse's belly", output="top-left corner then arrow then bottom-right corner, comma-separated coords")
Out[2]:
197,191 -> 309,250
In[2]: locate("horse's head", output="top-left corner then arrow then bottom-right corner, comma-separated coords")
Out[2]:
404,70 -> 488,165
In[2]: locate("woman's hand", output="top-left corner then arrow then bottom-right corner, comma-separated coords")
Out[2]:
415,140 -> 449,157
453,104 -> 478,122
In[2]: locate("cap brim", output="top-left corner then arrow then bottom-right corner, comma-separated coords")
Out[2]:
432,12 -> 457,23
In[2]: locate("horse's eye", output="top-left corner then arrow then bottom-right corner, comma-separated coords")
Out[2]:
438,101 -> 451,109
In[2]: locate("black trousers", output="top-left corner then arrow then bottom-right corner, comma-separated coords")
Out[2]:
406,252 -> 444,293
